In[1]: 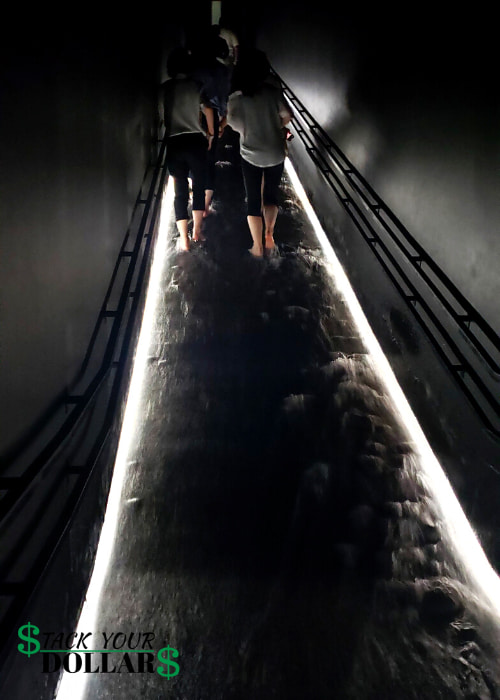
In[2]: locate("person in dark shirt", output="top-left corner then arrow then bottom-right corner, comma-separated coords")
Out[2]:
162,48 -> 215,251
211,13 -> 240,69
191,36 -> 231,217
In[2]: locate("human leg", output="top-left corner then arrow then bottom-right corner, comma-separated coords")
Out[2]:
262,162 -> 284,250
205,112 -> 219,216
247,216 -> 264,256
192,210 -> 205,241
167,136 -> 191,250
175,217 -> 190,250
204,190 -> 214,217
263,204 -> 278,249
241,159 -> 264,256
187,134 -> 209,241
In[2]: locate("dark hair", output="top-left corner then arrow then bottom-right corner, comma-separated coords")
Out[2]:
234,49 -> 270,96
213,36 -> 229,60
167,47 -> 192,78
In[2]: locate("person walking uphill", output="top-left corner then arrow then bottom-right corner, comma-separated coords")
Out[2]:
225,50 -> 293,257
190,36 -> 231,217
162,47 -> 215,251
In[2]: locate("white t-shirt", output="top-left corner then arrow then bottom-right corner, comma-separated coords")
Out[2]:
219,27 -> 239,66
227,84 -> 293,168
162,76 -> 205,137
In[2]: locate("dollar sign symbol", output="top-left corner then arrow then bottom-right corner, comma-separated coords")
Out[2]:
17,622 -> 41,657
156,645 -> 180,678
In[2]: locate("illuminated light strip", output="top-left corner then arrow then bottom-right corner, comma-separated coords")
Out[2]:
55,177 -> 176,700
284,157 -> 500,615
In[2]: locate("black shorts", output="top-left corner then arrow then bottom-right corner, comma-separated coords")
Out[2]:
167,133 -> 208,220
241,159 -> 284,217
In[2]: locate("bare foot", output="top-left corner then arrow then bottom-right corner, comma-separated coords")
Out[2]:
249,244 -> 264,257
192,230 -> 206,242
264,233 -> 276,250
177,237 -> 190,251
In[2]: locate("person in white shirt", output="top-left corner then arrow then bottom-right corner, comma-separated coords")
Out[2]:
162,48 -> 215,251
214,14 -> 239,68
226,50 -> 293,257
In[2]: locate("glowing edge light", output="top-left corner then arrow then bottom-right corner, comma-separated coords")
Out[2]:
54,177 -> 176,700
284,157 -> 500,616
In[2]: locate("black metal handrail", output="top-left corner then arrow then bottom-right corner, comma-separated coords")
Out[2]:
0,133 -> 170,656
0,137 -> 168,515
274,69 -> 500,438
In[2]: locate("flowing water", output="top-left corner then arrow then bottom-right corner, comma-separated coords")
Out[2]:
57,129 -> 500,700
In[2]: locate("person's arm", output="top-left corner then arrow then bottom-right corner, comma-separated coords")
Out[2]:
279,96 -> 294,127
218,115 -> 227,135
225,92 -> 243,134
201,104 -> 215,149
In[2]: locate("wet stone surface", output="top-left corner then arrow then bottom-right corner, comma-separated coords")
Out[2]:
82,129 -> 500,699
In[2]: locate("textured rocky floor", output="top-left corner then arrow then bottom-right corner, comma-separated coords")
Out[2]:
70,129 -> 500,699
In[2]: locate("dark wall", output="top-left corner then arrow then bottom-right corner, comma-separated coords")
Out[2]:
1,2 -> 498,531
0,8 -> 191,458
254,3 -> 500,335
249,3 -> 500,565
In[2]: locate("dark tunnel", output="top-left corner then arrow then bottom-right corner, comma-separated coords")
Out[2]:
1,2 -> 500,698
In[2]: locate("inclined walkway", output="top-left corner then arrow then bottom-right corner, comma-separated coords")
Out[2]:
56,127 -> 500,700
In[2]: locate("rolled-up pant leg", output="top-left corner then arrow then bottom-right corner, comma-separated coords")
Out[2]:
187,135 -> 208,212
167,135 -> 190,221
167,133 -> 208,220
241,159 -> 264,217
262,162 -> 284,207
